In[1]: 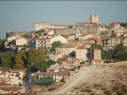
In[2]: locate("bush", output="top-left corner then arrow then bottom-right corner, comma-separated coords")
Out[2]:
91,93 -> 95,95
116,90 -> 124,95
112,86 -> 119,91
122,86 -> 127,93
104,90 -> 112,95
104,59 -> 110,63
93,84 -> 102,88
101,87 -> 106,90
48,87 -> 55,91
84,89 -> 92,93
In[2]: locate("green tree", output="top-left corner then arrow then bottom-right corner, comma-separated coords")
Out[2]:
51,41 -> 62,52
14,51 -> 26,69
110,33 -> 116,37
0,52 -> 14,68
0,39 -> 6,52
38,32 -> 42,36
23,34 -> 31,38
80,61 -> 86,64
26,48 -> 46,72
120,22 -> 127,27
47,60 -> 55,67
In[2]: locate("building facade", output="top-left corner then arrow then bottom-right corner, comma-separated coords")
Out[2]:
76,46 -> 88,61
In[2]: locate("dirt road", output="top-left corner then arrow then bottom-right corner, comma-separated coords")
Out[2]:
52,66 -> 96,94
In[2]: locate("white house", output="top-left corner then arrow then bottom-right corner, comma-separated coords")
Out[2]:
64,34 -> 75,41
14,38 -> 27,45
76,46 -> 88,61
78,34 -> 93,42
28,35 -> 67,50
55,45 -> 76,55
50,35 -> 67,47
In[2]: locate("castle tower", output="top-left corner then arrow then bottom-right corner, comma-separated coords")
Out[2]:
6,30 -> 10,39
89,15 -> 99,24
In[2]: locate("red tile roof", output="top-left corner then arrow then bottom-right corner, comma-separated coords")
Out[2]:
86,37 -> 96,41
79,34 -> 88,37
0,86 -> 21,91
64,35 -> 71,39
105,25 -> 115,28
76,46 -> 87,49
111,22 -> 122,25
1,93 -> 28,95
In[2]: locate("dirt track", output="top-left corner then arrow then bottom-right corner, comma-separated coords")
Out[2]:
45,66 -> 96,94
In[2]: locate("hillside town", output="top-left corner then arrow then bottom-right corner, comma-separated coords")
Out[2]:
0,14 -> 127,95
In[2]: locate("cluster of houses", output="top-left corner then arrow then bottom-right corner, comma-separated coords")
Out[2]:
2,19 -> 127,94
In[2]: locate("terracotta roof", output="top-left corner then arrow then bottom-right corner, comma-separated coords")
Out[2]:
0,86 -> 21,91
0,68 -> 26,72
27,37 -> 51,41
98,24 -> 104,26
76,22 -> 89,24
57,45 -> 75,48
60,57 -> 68,61
100,34 -> 109,39
86,37 -> 96,41
105,25 -> 115,28
68,40 -> 84,46
0,82 -> 11,85
57,60 -> 63,64
111,22 -> 122,25
1,93 -> 28,95
79,34 -> 88,37
64,35 -> 71,39
84,42 -> 92,45
0,68 -> 10,72
58,68 -> 70,76
76,46 -> 87,49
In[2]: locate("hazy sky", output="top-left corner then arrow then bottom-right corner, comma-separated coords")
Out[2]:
0,1 -> 127,39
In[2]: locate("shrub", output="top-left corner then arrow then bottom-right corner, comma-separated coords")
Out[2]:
122,86 -> 127,93
91,93 -> 95,95
84,89 -> 92,93
48,87 -> 55,91
104,90 -> 112,95
101,87 -> 106,90
113,86 -> 119,91
116,90 -> 124,95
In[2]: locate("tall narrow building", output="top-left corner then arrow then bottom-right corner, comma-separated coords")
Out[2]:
89,15 -> 99,24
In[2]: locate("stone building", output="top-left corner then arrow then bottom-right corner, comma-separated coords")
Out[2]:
92,49 -> 103,64
89,15 -> 99,24
102,37 -> 127,50
34,22 -> 74,31
6,30 -> 33,39
76,46 -> 88,61
6,15 -> 102,40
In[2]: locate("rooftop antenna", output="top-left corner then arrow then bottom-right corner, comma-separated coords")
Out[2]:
19,71 -> 55,95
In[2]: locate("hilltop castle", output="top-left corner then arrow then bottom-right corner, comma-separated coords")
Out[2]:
6,15 -> 99,39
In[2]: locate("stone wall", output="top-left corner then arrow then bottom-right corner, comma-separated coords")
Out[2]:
6,31 -> 33,39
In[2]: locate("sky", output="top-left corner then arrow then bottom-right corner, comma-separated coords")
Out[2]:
0,1 -> 127,39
